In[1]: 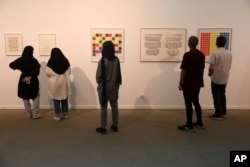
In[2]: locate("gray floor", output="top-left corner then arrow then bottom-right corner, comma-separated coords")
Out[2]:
0,109 -> 249,167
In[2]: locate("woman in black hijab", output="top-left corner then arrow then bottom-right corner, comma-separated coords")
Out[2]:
46,48 -> 71,121
9,45 -> 43,119
96,41 -> 122,134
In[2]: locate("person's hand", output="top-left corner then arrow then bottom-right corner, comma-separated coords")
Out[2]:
179,82 -> 183,90
22,77 -> 31,84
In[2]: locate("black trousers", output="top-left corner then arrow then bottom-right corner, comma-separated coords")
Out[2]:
211,81 -> 227,116
183,89 -> 203,126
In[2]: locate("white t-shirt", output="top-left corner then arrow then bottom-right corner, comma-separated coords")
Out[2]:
208,47 -> 232,84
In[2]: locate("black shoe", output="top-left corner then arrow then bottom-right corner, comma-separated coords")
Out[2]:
193,122 -> 205,129
209,114 -> 223,120
110,125 -> 118,132
96,127 -> 107,134
178,125 -> 194,132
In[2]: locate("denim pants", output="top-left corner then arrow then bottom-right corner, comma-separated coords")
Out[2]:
53,98 -> 68,116
183,90 -> 202,126
23,95 -> 40,116
100,100 -> 118,128
211,81 -> 227,116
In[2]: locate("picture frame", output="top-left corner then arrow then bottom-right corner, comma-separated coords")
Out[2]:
91,28 -> 124,62
140,28 -> 187,62
38,34 -> 56,56
198,28 -> 232,57
4,33 -> 23,56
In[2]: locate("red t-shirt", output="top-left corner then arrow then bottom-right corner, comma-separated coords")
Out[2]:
180,49 -> 205,91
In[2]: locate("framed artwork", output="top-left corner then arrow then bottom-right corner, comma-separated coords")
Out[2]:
198,28 -> 232,57
140,28 -> 187,62
39,34 -> 56,56
91,28 -> 124,62
4,33 -> 23,56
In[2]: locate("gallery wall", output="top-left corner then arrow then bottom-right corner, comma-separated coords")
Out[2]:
1,0 -> 250,109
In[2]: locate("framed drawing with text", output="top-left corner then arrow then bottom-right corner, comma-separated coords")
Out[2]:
198,28 -> 232,57
39,34 -> 56,56
140,28 -> 186,62
4,33 -> 23,56
91,28 -> 124,62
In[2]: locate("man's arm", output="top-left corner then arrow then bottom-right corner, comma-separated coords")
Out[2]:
179,69 -> 186,90
208,63 -> 214,77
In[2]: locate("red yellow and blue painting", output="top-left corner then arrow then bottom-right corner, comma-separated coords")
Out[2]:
198,28 -> 232,57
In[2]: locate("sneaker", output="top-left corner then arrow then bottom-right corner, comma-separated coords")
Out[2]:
27,114 -> 33,119
96,127 -> 107,134
193,122 -> 205,129
110,125 -> 118,132
221,114 -> 227,118
33,113 -> 43,119
209,114 -> 223,120
53,116 -> 61,121
62,114 -> 69,119
178,125 -> 194,132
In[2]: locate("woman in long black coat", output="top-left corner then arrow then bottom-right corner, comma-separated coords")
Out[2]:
9,46 -> 43,119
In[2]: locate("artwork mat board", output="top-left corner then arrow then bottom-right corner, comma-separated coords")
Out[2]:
198,28 -> 232,58
91,28 -> 124,62
38,34 -> 56,56
140,28 -> 187,62
4,33 -> 23,56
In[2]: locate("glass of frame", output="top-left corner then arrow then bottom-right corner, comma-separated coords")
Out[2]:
39,34 -> 56,56
4,33 -> 23,56
91,28 -> 124,62
198,28 -> 232,58
140,28 -> 187,62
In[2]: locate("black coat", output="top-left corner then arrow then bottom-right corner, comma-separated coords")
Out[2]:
9,57 -> 40,99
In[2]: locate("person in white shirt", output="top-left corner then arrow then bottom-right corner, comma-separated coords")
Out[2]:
46,48 -> 71,121
208,36 -> 232,120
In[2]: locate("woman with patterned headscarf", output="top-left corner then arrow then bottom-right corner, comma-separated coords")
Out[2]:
9,45 -> 43,119
96,41 -> 122,134
46,48 -> 71,121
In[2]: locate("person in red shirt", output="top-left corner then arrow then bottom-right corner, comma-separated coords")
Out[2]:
178,36 -> 205,131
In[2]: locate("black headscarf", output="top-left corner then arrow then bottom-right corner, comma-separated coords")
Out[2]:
101,41 -> 122,106
14,46 -> 35,73
47,48 -> 70,74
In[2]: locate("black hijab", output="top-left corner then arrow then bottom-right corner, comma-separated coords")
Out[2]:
101,41 -> 122,106
47,48 -> 70,74
18,46 -> 35,72
9,46 -> 40,73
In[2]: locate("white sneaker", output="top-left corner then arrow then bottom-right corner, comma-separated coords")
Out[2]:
63,115 -> 69,119
33,113 -> 43,119
27,114 -> 33,119
53,116 -> 61,121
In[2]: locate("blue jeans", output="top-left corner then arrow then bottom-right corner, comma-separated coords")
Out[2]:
183,90 -> 202,126
53,98 -> 68,116
100,100 -> 118,128
211,81 -> 227,116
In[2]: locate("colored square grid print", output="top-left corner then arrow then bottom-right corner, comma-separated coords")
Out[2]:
91,29 -> 124,62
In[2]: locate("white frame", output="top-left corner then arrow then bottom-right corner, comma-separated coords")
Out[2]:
198,28 -> 232,57
140,28 -> 187,62
39,34 -> 56,56
91,28 -> 124,62
4,33 -> 23,56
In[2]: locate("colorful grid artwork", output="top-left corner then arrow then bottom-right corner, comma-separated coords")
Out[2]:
198,28 -> 232,57
91,29 -> 124,62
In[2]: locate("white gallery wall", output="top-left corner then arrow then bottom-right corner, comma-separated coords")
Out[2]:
0,0 -> 250,109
